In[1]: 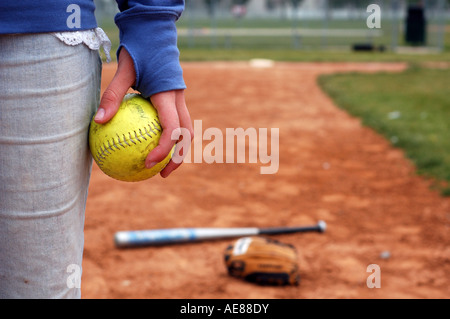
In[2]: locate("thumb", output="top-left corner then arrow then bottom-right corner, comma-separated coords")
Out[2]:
94,48 -> 136,124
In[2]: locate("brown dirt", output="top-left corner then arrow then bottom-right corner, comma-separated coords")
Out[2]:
81,61 -> 450,299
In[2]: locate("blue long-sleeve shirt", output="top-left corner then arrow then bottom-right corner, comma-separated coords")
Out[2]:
0,0 -> 186,98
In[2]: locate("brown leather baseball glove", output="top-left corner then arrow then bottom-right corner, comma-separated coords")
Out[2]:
224,236 -> 300,286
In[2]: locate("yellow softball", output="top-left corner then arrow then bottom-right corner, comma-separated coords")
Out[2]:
89,93 -> 173,182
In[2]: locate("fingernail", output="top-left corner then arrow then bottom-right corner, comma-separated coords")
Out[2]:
146,162 -> 157,169
94,108 -> 105,121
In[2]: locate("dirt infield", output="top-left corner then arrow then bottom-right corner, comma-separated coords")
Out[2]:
82,61 -> 449,299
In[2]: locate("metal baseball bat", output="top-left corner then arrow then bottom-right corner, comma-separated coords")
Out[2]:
114,220 -> 326,248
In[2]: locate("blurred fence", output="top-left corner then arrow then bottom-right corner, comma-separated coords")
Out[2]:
95,0 -> 449,53
178,0 -> 448,52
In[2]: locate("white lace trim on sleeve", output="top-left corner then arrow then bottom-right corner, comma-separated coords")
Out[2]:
53,27 -> 112,63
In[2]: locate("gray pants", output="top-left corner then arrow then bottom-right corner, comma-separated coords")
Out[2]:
0,33 -> 101,298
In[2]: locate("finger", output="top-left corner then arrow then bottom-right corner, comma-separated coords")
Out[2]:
94,49 -> 136,124
160,91 -> 194,178
145,91 -> 180,169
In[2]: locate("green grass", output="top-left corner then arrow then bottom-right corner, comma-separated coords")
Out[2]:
318,66 -> 450,195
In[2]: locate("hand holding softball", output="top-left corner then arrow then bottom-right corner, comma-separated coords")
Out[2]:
94,48 -> 193,178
